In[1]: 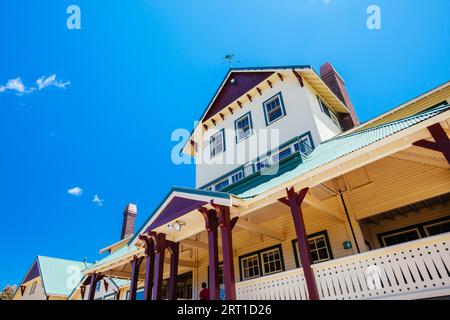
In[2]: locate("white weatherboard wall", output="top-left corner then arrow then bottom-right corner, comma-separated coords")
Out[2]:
195,76 -> 342,188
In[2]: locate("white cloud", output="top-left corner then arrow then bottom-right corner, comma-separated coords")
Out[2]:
0,78 -> 34,95
0,75 -> 70,95
93,195 -> 104,207
36,74 -> 71,90
68,186 -> 83,196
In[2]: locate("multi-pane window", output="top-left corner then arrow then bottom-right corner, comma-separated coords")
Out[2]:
210,130 -> 225,158
317,96 -> 340,128
273,147 -> 292,162
214,179 -> 229,191
256,158 -> 270,171
381,229 -> 421,247
239,245 -> 284,281
95,281 -> 101,292
308,235 -> 332,263
241,254 -> 261,281
261,248 -> 283,276
231,171 -> 243,184
29,282 -> 37,295
424,219 -> 450,236
263,93 -> 286,125
293,231 -> 333,267
235,113 -> 253,142
294,134 -> 314,155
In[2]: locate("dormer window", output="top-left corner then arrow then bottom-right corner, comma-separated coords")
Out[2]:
263,93 -> 286,125
210,130 -> 225,158
317,96 -> 340,128
235,112 -> 253,143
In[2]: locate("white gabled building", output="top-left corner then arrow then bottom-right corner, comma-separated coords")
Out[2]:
71,63 -> 450,301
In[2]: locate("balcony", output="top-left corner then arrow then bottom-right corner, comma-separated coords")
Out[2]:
236,232 -> 450,300
204,135 -> 314,192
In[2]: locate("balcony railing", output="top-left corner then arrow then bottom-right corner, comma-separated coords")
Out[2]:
204,136 -> 314,192
236,233 -> 450,300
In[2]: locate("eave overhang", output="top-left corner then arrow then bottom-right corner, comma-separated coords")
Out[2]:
182,65 -> 351,157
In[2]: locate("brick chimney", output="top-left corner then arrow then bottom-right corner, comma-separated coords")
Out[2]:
121,203 -> 137,239
320,62 -> 360,131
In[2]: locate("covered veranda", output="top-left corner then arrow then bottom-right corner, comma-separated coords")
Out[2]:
82,105 -> 450,300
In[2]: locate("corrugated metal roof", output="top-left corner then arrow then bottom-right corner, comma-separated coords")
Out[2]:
236,104 -> 450,199
37,256 -> 91,296
86,244 -> 138,271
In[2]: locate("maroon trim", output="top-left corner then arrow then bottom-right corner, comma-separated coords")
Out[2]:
413,123 -> 450,164
199,207 -> 220,300
152,233 -> 167,300
148,197 -> 207,231
87,273 -> 103,300
214,204 -> 236,300
428,123 -> 450,164
412,139 -> 440,152
23,260 -> 40,284
204,72 -> 274,122
279,187 -> 320,300
292,69 -> 304,87
167,241 -> 180,300
80,285 -> 86,300
129,256 -> 143,300
140,234 -> 155,300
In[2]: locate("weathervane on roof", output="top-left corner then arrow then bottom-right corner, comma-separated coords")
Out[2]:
223,54 -> 240,68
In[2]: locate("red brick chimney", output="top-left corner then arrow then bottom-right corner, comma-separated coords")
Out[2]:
320,62 -> 360,131
121,203 -> 137,239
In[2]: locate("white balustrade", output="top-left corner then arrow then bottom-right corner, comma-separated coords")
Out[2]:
235,233 -> 450,300
236,268 -> 309,300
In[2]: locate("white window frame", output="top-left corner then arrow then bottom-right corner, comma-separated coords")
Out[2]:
424,219 -> 450,236
380,228 -> 421,247
240,254 -> 261,281
308,234 -> 332,263
261,247 -> 283,276
318,96 -> 340,128
235,113 -> 253,142
263,93 -> 286,125
210,130 -> 225,158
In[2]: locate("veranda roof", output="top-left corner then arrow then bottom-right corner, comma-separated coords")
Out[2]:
235,103 -> 450,199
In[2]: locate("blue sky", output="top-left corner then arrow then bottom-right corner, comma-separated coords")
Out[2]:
0,0 -> 448,288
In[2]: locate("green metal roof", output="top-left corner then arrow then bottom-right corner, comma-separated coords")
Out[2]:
37,256 -> 91,296
235,104 -> 450,199
86,244 -> 138,271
